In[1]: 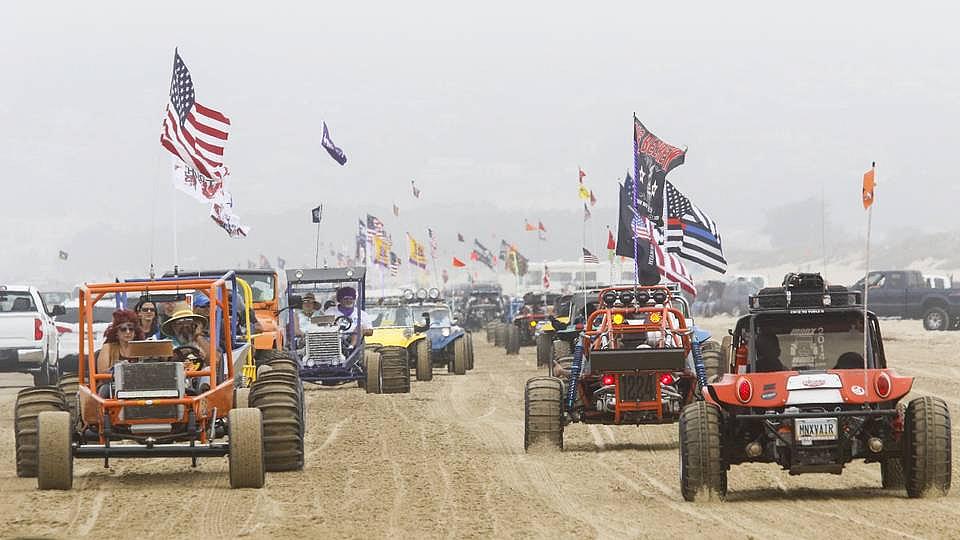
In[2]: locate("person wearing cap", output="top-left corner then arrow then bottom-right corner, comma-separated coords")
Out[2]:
295,292 -> 319,336
323,286 -> 372,346
194,291 -> 261,339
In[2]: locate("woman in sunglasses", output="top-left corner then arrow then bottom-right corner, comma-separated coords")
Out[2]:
134,298 -> 161,339
96,309 -> 145,374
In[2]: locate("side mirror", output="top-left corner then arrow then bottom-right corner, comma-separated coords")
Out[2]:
288,294 -> 304,309
51,305 -> 66,317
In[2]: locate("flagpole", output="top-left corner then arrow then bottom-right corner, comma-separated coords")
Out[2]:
172,176 -> 179,271
821,183 -> 827,275
863,162 -> 875,372
315,220 -> 321,268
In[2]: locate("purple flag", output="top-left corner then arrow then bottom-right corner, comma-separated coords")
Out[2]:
321,121 -> 347,165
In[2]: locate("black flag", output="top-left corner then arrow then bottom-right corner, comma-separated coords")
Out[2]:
616,177 -> 660,285
311,205 -> 322,223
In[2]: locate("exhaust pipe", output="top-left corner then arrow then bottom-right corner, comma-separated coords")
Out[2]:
867,437 -> 883,453
745,441 -> 763,458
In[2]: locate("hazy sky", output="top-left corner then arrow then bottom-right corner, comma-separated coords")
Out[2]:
3,1 -> 958,286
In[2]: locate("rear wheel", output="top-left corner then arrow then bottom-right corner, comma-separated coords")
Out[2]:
37,411 -> 73,490
15,387 -> 67,477
485,323 -> 496,344
415,340 -> 433,381
494,323 -> 507,347
251,371 -> 304,472
58,375 -> 80,428
720,335 -> 733,375
524,377 -> 563,451
700,340 -> 726,383
506,325 -> 520,355
378,347 -> 410,394
257,350 -> 299,372
465,332 -> 475,371
904,396 -> 952,498
452,337 -> 468,375
536,333 -> 553,367
228,408 -> 266,488
922,307 -> 949,331
679,401 -> 727,502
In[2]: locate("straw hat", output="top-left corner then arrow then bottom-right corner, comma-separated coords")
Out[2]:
161,303 -> 208,335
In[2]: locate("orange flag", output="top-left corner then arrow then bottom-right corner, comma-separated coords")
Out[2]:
452,257 -> 466,268
862,163 -> 875,210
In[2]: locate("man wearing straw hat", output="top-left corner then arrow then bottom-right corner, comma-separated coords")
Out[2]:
161,303 -> 210,363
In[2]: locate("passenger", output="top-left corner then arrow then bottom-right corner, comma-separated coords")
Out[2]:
323,286 -> 372,347
755,332 -> 786,372
134,298 -> 161,339
96,309 -> 145,374
160,305 -> 209,363
834,351 -> 866,370
295,293 -> 319,335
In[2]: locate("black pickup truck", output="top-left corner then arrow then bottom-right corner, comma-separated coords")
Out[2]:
851,270 -> 960,331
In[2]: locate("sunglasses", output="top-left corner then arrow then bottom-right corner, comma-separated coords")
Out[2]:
139,307 -> 156,313
117,324 -> 136,332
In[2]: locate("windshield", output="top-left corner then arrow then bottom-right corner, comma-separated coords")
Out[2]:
41,292 -> 72,305
0,292 -> 37,313
753,312 -> 871,372
368,306 -> 415,328
59,307 -> 115,324
239,273 -> 275,302
427,307 -> 452,327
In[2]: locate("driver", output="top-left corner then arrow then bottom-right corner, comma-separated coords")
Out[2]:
323,286 -> 372,345
161,305 -> 210,364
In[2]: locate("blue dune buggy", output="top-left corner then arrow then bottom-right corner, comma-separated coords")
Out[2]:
402,288 -> 475,381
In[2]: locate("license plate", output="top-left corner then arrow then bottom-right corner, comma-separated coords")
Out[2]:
618,373 -> 657,402
795,418 -> 838,443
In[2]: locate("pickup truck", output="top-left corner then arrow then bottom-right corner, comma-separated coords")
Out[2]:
851,270 -> 960,331
0,285 -> 64,385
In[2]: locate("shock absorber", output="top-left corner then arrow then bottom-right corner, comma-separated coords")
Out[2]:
691,336 -> 708,392
565,337 -> 584,411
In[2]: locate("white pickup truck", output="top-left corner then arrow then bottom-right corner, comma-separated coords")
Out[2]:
0,285 -> 63,385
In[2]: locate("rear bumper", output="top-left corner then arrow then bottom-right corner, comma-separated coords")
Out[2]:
0,347 -> 44,371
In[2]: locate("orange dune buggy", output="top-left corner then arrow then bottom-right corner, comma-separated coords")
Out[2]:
13,272 -> 304,490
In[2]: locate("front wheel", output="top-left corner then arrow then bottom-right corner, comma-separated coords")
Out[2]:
415,341 -> 433,381
922,307 -> 949,331
524,377 -> 563,451
679,401 -> 727,502
37,411 -> 73,490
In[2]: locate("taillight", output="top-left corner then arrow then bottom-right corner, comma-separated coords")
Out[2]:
601,374 -> 615,386
34,319 -> 43,340
737,377 -> 753,403
659,373 -> 675,386
56,325 -> 72,334
875,372 -> 891,398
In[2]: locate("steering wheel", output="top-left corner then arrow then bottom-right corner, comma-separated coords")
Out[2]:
173,345 -> 204,367
335,315 -> 353,332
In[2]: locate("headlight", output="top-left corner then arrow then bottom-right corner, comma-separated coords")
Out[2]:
294,270 -> 304,280
441,328 -> 450,337
529,320 -> 537,327
428,287 -> 441,300
402,289 -> 415,301
416,288 -> 428,300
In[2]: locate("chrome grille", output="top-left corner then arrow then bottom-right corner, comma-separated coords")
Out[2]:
305,329 -> 342,364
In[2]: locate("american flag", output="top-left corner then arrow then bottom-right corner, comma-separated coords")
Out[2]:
160,50 -> 231,181
652,230 -> 696,295
366,214 -> 385,242
389,251 -> 400,276
582,248 -> 599,264
663,181 -> 727,273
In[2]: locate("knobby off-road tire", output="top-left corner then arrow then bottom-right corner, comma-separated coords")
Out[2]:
700,340 -> 726,383
494,323 -> 507,347
365,349 -> 382,394
904,396 -> 952,498
257,349 -> 300,372
378,347 -> 411,394
720,335 -> 733,375
15,387 -> 67,478
679,401 -> 727,502
58,374 -> 80,428
452,337 -> 468,375
922,307 -> 950,331
235,387 -> 251,409
250,369 -> 304,472
552,339 -> 571,361
486,323 -> 496,344
535,333 -> 553,368
229,408 -> 266,488
37,411 -> 73,490
506,325 -> 521,355
415,340 -> 433,381
524,377 -> 563,451
881,458 -> 905,490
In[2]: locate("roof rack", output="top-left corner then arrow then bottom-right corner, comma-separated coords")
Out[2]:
749,272 -> 862,312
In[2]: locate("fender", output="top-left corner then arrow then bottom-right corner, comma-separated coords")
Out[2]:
429,328 -> 461,350
706,369 -> 913,408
